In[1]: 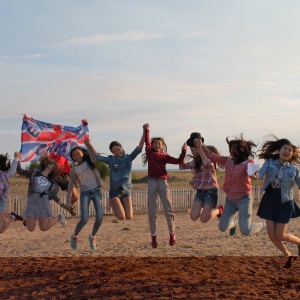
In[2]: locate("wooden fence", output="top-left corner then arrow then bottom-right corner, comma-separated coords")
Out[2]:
6,186 -> 299,218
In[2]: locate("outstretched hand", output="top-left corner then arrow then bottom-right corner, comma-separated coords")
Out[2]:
143,123 -> 149,130
84,138 -> 92,147
14,151 -> 22,159
182,143 -> 188,151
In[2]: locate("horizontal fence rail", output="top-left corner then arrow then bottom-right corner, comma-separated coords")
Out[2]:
6,186 -> 300,218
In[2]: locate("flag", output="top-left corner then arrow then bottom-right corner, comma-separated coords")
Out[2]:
20,114 -> 89,162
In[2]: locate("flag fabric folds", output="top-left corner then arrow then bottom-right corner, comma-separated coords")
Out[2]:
20,115 -> 89,162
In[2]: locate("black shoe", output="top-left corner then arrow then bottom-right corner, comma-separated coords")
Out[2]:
10,212 -> 23,221
283,256 -> 297,269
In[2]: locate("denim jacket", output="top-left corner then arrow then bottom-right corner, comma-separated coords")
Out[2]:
258,158 -> 300,203
96,146 -> 142,190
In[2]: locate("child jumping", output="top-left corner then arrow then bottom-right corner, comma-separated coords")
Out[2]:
202,134 -> 265,236
0,152 -> 23,233
67,146 -> 103,251
180,132 -> 223,223
84,127 -> 144,220
256,135 -> 300,268
17,154 -> 67,232
142,123 -> 188,248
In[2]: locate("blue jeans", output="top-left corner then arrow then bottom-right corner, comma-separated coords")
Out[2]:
219,194 -> 265,236
74,188 -> 103,237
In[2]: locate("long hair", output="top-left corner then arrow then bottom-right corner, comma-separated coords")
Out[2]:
187,145 -> 221,172
70,147 -> 96,170
258,134 -> 300,166
142,137 -> 167,166
226,134 -> 256,164
39,154 -> 60,179
0,153 -> 10,172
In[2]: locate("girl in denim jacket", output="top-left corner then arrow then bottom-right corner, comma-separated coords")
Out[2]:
84,128 -> 144,221
202,134 -> 265,237
256,136 -> 300,268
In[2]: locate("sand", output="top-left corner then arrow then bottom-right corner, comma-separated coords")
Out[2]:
1,206 -> 300,299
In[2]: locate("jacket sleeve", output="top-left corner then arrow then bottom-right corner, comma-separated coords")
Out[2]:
258,159 -> 269,180
209,152 -> 227,166
16,162 -> 33,178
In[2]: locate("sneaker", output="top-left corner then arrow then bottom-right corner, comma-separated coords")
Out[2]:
229,226 -> 237,236
70,234 -> 78,250
169,233 -> 176,246
151,235 -> 158,248
59,212 -> 67,228
9,212 -> 23,221
283,256 -> 297,269
89,235 -> 96,250
217,205 -> 223,218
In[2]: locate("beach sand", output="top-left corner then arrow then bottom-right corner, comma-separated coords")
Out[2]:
1,206 -> 300,299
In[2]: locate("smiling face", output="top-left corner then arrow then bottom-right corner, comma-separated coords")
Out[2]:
111,145 -> 124,158
152,139 -> 163,152
71,148 -> 84,164
279,144 -> 293,163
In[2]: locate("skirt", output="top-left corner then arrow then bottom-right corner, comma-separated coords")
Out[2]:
257,185 -> 300,224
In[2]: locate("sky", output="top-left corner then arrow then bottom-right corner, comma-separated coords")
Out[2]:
1,1 -> 300,170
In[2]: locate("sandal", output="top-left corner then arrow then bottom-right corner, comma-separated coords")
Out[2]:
283,256 -> 297,269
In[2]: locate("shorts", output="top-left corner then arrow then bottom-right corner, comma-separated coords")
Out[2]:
56,173 -> 70,191
109,188 -> 131,199
0,198 -> 6,212
257,186 -> 300,223
194,188 -> 218,208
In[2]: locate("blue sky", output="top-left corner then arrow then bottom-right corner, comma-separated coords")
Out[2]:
1,1 -> 300,170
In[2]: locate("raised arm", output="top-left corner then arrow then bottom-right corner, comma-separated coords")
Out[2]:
84,137 -> 98,157
138,126 -> 146,150
194,139 -> 209,163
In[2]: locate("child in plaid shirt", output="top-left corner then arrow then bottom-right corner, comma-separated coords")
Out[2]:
180,132 -> 223,223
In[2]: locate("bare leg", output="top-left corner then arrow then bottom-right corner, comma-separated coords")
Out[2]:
26,216 -> 37,232
200,205 -> 220,223
120,197 -> 133,220
0,211 -> 13,233
266,220 -> 291,256
39,216 -> 60,232
190,201 -> 202,221
110,197 -> 126,220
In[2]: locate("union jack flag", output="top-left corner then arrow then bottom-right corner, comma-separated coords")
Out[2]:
20,114 -> 89,162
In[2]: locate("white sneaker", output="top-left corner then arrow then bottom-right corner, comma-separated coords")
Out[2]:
59,212 -> 67,228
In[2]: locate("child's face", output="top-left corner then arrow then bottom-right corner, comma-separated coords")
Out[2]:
190,147 -> 199,157
111,145 -> 123,158
152,139 -> 163,152
71,148 -> 84,163
279,144 -> 293,163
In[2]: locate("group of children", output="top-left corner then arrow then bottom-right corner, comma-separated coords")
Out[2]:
1,123 -> 300,268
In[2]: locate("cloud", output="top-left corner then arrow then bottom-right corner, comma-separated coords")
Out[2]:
0,54 -> 43,60
49,30 -> 208,47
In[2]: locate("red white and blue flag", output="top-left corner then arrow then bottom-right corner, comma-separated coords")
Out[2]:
20,115 -> 89,162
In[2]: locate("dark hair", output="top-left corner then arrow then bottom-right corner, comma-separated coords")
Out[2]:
39,154 -> 60,179
109,141 -> 125,155
226,134 -> 256,164
187,145 -> 221,171
258,134 -> 300,166
70,146 -> 96,170
142,137 -> 167,166
0,153 -> 10,172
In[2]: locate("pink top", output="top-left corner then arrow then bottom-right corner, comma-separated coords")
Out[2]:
209,152 -> 253,200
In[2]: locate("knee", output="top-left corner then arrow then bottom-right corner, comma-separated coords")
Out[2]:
80,218 -> 89,225
27,227 -> 35,232
218,223 -> 226,232
125,216 -> 132,221
275,232 -> 284,240
199,216 -> 210,223
240,229 -> 251,236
